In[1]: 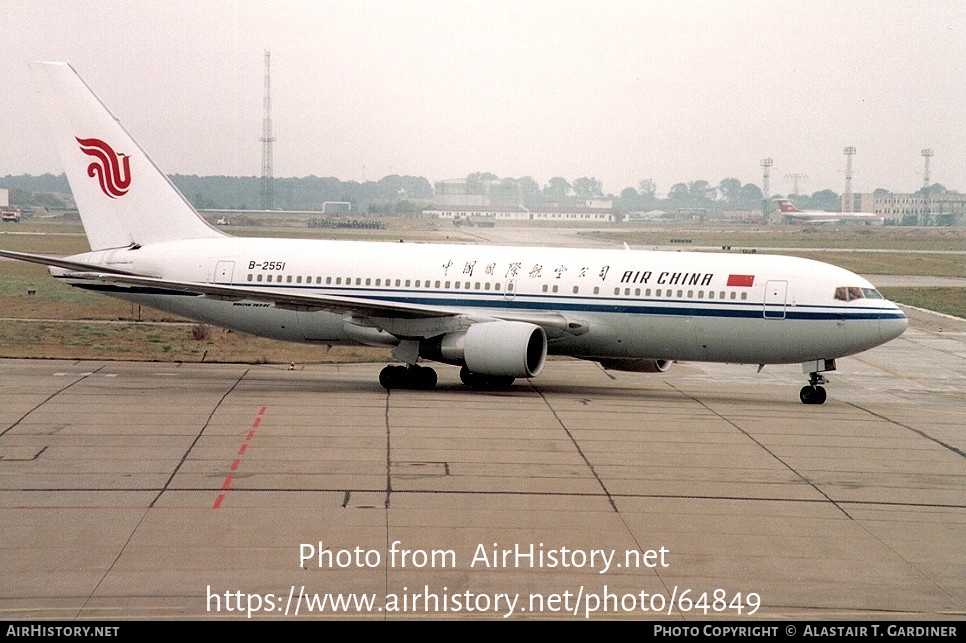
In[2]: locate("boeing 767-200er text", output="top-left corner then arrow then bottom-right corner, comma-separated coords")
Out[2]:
0,63 -> 908,404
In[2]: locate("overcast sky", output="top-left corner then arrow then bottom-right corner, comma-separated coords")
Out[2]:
2,0 -> 963,196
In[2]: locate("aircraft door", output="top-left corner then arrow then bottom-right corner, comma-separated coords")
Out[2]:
213,260 -> 235,284
504,279 -> 517,301
763,280 -> 787,319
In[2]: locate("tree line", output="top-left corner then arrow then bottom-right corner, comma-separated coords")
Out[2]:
1,171 -> 949,215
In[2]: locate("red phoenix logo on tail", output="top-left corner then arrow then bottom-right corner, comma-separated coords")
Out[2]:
76,137 -> 131,198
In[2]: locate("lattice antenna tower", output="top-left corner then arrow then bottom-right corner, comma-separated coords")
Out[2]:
784,173 -> 808,196
260,50 -> 276,211
843,146 -> 856,212
760,158 -> 773,220
760,158 -> 773,198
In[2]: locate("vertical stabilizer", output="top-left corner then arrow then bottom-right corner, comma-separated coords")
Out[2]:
32,62 -> 224,251
776,199 -> 802,213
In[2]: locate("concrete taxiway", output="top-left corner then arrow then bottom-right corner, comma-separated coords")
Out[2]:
0,308 -> 963,620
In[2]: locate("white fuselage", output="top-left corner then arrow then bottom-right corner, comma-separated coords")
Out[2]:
62,237 -> 909,366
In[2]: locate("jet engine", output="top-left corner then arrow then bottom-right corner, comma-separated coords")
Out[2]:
597,358 -> 672,373
425,321 -> 547,378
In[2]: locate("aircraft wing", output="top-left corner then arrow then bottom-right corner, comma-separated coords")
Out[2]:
1,249 -> 581,336
63,271 -> 584,337
0,249 -> 149,276
60,271 -> 462,320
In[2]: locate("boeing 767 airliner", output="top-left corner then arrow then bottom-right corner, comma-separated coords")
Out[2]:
0,63 -> 908,404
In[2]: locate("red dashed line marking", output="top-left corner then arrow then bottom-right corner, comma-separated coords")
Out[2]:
213,407 -> 267,509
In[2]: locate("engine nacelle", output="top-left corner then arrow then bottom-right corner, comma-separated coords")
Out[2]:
598,358 -> 672,373
434,321 -> 547,378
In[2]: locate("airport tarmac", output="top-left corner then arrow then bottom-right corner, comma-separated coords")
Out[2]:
0,307 -> 963,621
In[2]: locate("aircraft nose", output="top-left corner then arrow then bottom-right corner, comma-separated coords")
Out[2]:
880,306 -> 908,342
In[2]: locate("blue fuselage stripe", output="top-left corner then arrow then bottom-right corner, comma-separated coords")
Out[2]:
81,282 -> 906,322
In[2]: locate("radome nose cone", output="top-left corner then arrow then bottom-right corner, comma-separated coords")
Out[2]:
880,309 -> 908,342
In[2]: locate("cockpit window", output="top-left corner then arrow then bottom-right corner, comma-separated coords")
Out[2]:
835,287 -> 884,301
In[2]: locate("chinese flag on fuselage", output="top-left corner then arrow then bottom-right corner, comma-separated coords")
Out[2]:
727,274 -> 755,287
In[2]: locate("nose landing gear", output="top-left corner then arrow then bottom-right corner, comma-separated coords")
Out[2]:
800,372 -> 829,405
799,359 -> 835,405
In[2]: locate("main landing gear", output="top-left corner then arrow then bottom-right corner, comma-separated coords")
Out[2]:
459,366 -> 515,390
377,364 -> 517,391
379,364 -> 437,390
800,372 -> 829,405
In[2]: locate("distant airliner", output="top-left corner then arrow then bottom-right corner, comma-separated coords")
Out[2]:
0,63 -> 908,404
776,199 -> 884,225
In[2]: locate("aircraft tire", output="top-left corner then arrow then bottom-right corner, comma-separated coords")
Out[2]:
460,366 -> 514,390
800,385 -> 827,405
380,364 -> 437,390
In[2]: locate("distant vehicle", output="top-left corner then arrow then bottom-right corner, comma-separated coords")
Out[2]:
1,208 -> 21,222
453,214 -> 495,228
776,199 -> 883,225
